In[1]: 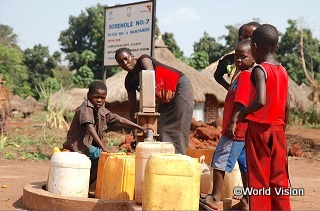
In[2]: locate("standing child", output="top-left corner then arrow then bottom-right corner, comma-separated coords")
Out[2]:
63,81 -> 149,186
200,39 -> 254,211
238,24 -> 291,211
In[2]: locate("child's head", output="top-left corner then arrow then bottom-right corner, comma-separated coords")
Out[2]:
250,24 -> 279,64
241,22 -> 261,40
115,48 -> 136,72
238,23 -> 247,42
234,39 -> 254,71
87,81 -> 107,109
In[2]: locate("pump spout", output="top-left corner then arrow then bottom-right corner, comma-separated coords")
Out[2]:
144,130 -> 154,142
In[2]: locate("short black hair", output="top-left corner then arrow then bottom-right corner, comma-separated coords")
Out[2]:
251,24 -> 279,51
246,21 -> 261,28
237,39 -> 251,48
115,47 -> 133,59
238,23 -> 247,37
238,24 -> 247,42
88,81 -> 107,93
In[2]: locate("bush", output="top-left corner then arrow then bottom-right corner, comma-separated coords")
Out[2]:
289,108 -> 320,127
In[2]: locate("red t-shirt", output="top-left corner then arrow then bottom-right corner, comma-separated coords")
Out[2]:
246,62 -> 288,124
221,70 -> 251,141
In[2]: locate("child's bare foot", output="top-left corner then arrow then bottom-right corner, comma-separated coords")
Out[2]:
199,194 -> 220,210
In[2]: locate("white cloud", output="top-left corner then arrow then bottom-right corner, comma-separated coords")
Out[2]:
160,6 -> 200,25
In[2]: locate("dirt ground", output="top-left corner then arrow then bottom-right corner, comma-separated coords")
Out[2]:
0,121 -> 320,210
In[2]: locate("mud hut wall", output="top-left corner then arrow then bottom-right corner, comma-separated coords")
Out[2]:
204,94 -> 220,124
105,101 -> 131,120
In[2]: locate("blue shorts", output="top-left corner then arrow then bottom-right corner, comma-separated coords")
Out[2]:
87,145 -> 102,169
211,135 -> 247,173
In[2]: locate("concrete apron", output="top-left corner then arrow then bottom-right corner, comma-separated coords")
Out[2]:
23,182 -> 142,211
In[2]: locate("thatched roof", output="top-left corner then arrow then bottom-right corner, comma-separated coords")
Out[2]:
105,35 -> 227,104
10,95 -> 42,114
288,77 -> 312,111
201,50 -> 234,78
50,88 -> 88,113
105,70 -> 129,103
202,53 -> 313,111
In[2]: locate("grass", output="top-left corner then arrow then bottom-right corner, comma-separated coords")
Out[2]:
0,115 -> 67,160
107,139 -> 122,150
0,112 -> 129,161
28,111 -> 47,122
0,133 -> 7,149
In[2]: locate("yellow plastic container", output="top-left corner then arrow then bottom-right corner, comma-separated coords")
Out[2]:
95,152 -> 126,199
135,142 -> 175,204
142,153 -> 201,210
100,154 -> 135,200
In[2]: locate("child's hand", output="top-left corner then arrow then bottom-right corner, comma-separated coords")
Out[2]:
143,127 -> 153,134
226,123 -> 236,139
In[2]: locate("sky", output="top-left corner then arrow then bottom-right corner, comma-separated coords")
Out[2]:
1,0 -> 320,58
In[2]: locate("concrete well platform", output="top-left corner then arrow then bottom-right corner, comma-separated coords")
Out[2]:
23,181 -> 142,211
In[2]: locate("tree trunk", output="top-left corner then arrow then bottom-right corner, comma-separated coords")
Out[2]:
299,29 -> 319,109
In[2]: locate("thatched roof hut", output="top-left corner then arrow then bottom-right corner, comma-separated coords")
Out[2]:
202,53 -> 313,111
287,77 -> 312,111
50,88 -> 88,113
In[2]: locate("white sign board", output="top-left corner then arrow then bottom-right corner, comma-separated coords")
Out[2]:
104,0 -> 155,66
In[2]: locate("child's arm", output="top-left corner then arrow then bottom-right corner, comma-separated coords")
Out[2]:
117,116 -> 149,133
214,57 -> 231,91
86,123 -> 108,152
238,66 -> 266,121
226,102 -> 244,138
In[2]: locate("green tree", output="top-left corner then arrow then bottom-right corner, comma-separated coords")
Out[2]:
59,4 -> 107,79
23,44 -> 60,98
0,24 -> 18,47
73,50 -> 95,87
220,24 -> 238,53
0,43 -> 31,97
53,66 -> 74,88
187,51 -> 209,71
0,24 -> 31,97
162,32 -> 184,58
193,31 -> 224,63
277,19 -> 320,85
277,19 -> 320,106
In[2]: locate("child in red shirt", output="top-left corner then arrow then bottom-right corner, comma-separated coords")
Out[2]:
200,39 -> 254,211
238,24 -> 291,211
